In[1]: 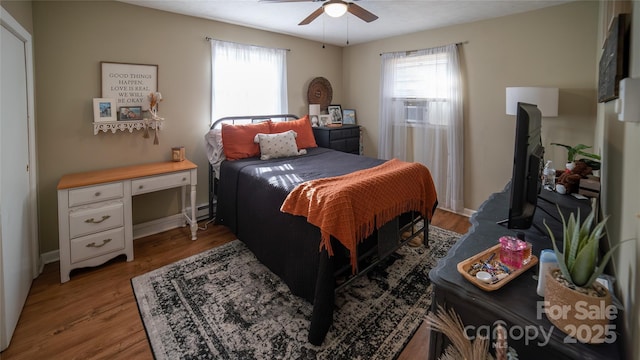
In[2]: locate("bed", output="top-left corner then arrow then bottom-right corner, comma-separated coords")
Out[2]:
205,114 -> 438,345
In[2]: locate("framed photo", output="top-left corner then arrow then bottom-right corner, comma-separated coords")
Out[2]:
93,98 -> 117,122
101,61 -> 158,110
119,106 -> 143,121
342,109 -> 356,125
328,104 -> 342,124
319,114 -> 332,127
310,114 -> 320,127
597,13 -> 630,102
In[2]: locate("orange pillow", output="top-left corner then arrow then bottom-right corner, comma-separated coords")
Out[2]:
269,115 -> 317,150
221,121 -> 271,160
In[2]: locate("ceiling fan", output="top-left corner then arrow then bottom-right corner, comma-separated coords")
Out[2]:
262,0 -> 378,26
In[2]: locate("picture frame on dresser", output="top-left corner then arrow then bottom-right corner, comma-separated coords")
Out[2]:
343,109 -> 356,124
93,98 -> 117,122
310,114 -> 320,127
328,104 -> 342,124
319,114 -> 332,127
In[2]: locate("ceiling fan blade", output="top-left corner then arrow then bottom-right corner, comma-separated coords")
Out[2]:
299,6 -> 324,25
347,2 -> 378,22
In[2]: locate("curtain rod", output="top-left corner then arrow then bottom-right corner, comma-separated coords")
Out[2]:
379,40 -> 468,56
205,36 -> 291,52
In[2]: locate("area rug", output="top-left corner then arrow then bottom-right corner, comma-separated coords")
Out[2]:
131,226 -> 460,360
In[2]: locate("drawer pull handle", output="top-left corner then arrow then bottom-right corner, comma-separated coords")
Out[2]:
85,215 -> 110,224
139,185 -> 144,189
86,238 -> 112,248
94,191 -> 101,197
182,177 -> 187,181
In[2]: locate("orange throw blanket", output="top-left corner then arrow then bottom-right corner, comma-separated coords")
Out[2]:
280,158 -> 438,272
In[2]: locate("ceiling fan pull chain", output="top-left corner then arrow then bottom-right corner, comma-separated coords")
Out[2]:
322,13 -> 326,48
346,14 -> 349,45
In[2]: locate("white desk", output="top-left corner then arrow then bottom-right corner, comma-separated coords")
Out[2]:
57,160 -> 197,283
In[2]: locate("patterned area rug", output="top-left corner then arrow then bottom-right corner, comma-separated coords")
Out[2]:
131,226 -> 460,359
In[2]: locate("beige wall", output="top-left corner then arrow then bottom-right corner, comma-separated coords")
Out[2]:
344,1 -> 599,212
596,1 -> 639,357
1,0 -> 33,34
32,1 -> 344,253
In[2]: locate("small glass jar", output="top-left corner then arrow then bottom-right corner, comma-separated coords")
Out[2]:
498,236 -> 529,269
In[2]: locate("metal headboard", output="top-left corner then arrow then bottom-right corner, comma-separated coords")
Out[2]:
208,114 -> 300,219
210,114 -> 299,130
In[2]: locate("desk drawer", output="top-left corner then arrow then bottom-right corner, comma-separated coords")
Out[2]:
70,227 -> 125,264
132,171 -> 190,195
69,201 -> 124,239
68,183 -> 123,207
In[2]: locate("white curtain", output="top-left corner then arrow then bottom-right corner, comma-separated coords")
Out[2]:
378,44 -> 464,212
211,40 -> 288,123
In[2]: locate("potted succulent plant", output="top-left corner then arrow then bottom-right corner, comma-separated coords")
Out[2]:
551,143 -> 601,171
542,207 -> 628,343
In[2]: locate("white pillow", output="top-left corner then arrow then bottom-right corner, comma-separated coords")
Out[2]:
204,128 -> 226,178
254,130 -> 307,160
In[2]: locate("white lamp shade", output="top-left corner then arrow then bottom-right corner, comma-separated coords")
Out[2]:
309,104 -> 320,116
506,87 -> 559,117
324,1 -> 348,17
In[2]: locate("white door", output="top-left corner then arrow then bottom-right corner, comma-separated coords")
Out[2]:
0,8 -> 38,351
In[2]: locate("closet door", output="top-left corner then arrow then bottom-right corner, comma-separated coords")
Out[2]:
0,8 -> 38,351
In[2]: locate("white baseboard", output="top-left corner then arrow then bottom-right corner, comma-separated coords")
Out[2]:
461,208 -> 476,217
438,206 -> 475,218
41,203 -> 211,265
40,251 -> 59,266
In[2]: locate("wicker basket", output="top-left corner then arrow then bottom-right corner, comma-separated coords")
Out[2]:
543,269 -> 613,344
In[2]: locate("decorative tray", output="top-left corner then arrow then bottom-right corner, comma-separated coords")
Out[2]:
456,244 -> 538,291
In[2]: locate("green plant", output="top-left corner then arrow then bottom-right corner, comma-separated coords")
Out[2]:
551,143 -> 601,164
544,207 -> 627,288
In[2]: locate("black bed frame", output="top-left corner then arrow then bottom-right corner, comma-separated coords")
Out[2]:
208,114 -> 299,221
207,114 -> 430,344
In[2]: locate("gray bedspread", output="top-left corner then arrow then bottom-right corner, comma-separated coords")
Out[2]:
215,148 -> 396,344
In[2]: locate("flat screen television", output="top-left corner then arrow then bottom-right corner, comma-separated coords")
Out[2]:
506,102 -> 544,229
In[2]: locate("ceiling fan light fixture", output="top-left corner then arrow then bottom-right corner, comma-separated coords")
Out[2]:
323,1 -> 348,18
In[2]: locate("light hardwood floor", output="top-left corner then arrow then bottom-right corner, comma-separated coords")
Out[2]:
1,210 -> 470,359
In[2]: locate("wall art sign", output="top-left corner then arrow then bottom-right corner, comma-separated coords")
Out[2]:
101,61 -> 158,110
597,13 -> 630,103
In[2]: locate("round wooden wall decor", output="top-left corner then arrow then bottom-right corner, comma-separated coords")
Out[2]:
307,77 -> 333,111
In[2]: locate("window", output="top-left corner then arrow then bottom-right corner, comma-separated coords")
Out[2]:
389,51 -> 450,126
210,40 -> 288,123
379,44 -> 464,212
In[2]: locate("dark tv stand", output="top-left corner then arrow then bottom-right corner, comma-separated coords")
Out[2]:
429,185 -> 622,359
496,218 -> 548,237
496,190 -> 565,235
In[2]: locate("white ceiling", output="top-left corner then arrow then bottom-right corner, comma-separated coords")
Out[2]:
120,0 -> 574,47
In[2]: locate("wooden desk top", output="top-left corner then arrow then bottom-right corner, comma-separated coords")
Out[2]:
57,160 -> 197,190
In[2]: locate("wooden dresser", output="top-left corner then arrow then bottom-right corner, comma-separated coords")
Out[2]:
429,186 -> 621,359
312,124 -> 361,154
57,160 -> 197,283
